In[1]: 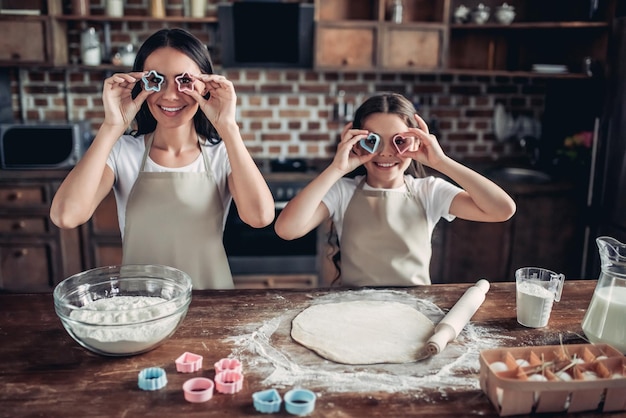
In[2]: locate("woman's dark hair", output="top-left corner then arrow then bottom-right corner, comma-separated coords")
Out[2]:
328,93 -> 428,285
131,28 -> 220,144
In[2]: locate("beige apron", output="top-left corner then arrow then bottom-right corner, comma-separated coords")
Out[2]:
122,134 -> 234,290
340,177 -> 431,286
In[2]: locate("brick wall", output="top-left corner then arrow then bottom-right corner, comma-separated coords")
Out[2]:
10,67 -> 546,162
5,0 -> 549,163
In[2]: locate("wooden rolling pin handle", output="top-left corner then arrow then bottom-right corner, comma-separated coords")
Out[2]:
426,279 -> 490,356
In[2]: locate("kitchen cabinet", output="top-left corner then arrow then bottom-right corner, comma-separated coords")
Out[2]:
0,173 -> 81,292
314,0 -> 616,76
430,180 -> 585,284
314,0 -> 446,72
81,190 -> 122,268
0,0 -> 67,66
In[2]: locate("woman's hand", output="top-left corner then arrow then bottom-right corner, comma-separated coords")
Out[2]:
403,113 -> 447,169
102,72 -> 152,128
185,74 -> 237,133
331,122 -> 376,174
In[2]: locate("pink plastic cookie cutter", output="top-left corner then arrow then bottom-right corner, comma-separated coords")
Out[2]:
175,352 -> 203,373
214,370 -> 244,394
182,377 -> 214,403
175,72 -> 195,92
214,357 -> 242,374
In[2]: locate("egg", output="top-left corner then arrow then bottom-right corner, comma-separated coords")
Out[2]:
515,358 -> 530,367
528,374 -> 548,381
582,371 -> 598,380
555,371 -> 573,381
490,361 -> 509,373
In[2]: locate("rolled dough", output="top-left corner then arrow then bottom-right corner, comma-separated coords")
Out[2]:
291,300 -> 435,365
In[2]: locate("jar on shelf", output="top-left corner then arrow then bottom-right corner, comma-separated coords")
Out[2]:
106,0 -> 124,17
150,0 -> 166,18
71,0 -> 90,16
390,0 -> 403,23
80,27 -> 102,66
120,44 -> 137,67
190,0 -> 207,18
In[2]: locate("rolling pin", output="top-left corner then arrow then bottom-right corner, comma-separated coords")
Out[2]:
426,279 -> 490,356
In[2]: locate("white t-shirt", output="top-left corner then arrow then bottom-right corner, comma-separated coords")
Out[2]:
321,174 -> 462,240
106,134 -> 232,238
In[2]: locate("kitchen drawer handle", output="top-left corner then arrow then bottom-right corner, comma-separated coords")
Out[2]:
7,191 -> 23,201
14,249 -> 28,257
12,221 -> 26,230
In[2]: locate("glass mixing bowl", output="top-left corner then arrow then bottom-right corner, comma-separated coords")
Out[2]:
54,264 -> 192,356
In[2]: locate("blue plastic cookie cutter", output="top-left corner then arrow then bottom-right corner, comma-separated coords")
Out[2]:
284,388 -> 316,416
252,388 -> 282,414
142,70 -> 164,92
359,132 -> 381,154
138,367 -> 167,391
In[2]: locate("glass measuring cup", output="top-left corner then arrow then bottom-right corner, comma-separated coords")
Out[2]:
515,267 -> 565,328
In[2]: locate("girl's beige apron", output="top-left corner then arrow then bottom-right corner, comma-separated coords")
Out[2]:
340,178 -> 431,286
122,135 -> 234,289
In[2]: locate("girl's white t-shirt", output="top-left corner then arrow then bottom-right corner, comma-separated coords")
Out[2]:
321,174 -> 462,240
106,134 -> 232,237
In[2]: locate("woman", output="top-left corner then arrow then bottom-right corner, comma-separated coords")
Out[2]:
50,28 -> 274,289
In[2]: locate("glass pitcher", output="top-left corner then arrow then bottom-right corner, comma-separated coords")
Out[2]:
581,236 -> 626,353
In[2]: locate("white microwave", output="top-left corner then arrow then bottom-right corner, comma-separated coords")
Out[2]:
0,122 -> 92,169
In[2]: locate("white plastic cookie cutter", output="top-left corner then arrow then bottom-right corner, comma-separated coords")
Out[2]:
175,351 -> 203,373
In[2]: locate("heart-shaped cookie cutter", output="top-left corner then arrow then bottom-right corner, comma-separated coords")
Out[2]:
141,70 -> 164,92
392,133 -> 418,155
252,388 -> 282,414
175,72 -> 195,92
359,132 -> 381,154
175,351 -> 203,373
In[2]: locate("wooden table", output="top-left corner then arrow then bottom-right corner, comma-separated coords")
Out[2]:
0,280 -> 622,417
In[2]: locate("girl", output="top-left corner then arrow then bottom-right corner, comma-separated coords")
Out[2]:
275,93 -> 516,286
50,28 -> 274,289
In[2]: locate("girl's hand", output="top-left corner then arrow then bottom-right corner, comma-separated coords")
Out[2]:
402,113 -> 447,168
102,72 -> 152,128
184,74 -> 237,132
331,122 -> 376,174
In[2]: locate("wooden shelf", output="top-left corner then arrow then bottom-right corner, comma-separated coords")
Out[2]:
55,14 -> 218,23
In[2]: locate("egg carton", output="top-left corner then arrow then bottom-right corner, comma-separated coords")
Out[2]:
479,344 -> 626,416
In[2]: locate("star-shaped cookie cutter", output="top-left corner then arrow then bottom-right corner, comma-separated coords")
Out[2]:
175,72 -> 195,92
142,70 -> 164,92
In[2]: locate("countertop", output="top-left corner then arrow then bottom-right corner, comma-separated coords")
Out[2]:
0,280 -> 620,417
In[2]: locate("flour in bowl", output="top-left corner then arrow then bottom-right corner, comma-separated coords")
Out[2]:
68,296 -> 181,355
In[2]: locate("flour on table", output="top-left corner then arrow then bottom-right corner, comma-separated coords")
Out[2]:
291,300 -> 434,364
225,289 -> 514,395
